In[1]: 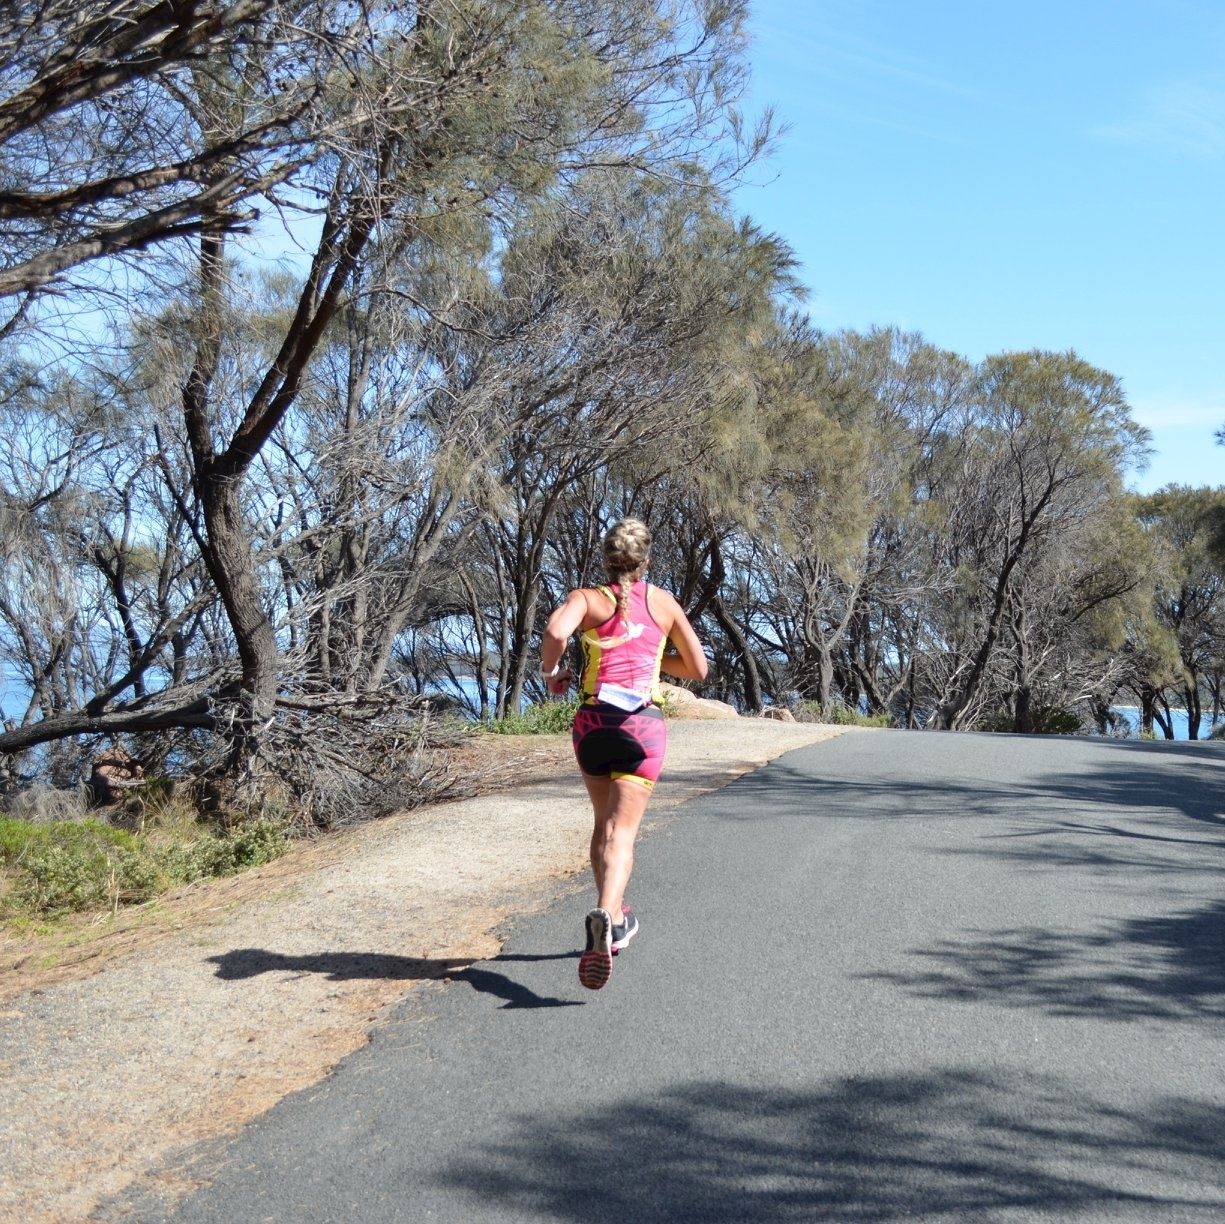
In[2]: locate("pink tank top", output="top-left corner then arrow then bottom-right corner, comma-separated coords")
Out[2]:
579,581 -> 667,706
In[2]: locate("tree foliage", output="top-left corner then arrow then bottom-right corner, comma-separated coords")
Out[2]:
2,1 -> 1222,825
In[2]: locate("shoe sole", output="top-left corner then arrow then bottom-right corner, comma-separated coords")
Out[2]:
579,908 -> 612,991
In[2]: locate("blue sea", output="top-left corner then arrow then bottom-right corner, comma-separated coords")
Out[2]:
1110,706 -> 1221,742
3,668 -> 1220,741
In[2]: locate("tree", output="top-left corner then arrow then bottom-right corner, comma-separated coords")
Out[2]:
1135,486 -> 1225,739
926,350 -> 1149,730
467,190 -> 797,716
0,1 -> 373,316
998,492 -> 1150,733
1,0 -> 773,788
768,329 -> 971,716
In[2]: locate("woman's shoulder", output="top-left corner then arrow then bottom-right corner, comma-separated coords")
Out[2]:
644,580 -> 680,603
643,582 -> 680,627
576,584 -> 618,614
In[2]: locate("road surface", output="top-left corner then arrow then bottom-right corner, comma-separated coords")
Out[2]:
108,730 -> 1225,1222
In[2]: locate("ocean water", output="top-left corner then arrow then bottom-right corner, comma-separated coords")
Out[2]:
1110,705 -> 1222,742
4,669 -> 1220,740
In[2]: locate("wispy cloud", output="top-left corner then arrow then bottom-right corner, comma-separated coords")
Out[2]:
1095,75 -> 1225,159
780,101 -> 970,147
758,21 -> 978,101
1129,389 -> 1225,430
752,19 -> 977,147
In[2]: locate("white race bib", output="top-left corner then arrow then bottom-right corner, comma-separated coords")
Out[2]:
596,683 -> 650,712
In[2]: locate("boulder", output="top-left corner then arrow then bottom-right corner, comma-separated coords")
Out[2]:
760,706 -> 796,723
89,746 -> 144,805
659,682 -> 739,720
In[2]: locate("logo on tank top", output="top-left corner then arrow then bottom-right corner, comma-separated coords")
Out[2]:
590,621 -> 645,650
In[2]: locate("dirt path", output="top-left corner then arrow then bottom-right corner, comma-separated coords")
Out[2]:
0,721 -> 846,1222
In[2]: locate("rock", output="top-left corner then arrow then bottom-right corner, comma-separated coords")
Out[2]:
659,682 -> 739,720
89,746 -> 144,806
760,706 -> 796,723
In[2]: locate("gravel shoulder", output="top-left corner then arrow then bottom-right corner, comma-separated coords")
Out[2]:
0,720 -> 847,1223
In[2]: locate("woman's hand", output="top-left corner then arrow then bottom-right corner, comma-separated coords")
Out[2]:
541,591 -> 588,696
545,668 -> 573,696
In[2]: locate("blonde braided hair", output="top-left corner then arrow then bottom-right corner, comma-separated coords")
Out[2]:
602,518 -> 651,624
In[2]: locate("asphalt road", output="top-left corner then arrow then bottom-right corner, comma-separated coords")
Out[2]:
109,730 -> 1225,1223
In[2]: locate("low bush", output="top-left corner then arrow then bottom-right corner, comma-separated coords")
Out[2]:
1033,707 -> 1084,735
980,706 -> 1084,735
0,818 -> 159,914
793,701 -> 891,728
155,820 -> 288,886
0,811 -> 289,920
485,698 -> 579,735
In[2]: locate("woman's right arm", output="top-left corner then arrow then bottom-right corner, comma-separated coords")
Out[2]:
540,590 -> 589,693
658,592 -> 709,682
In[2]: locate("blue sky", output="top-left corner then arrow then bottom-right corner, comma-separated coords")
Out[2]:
734,0 -> 1224,491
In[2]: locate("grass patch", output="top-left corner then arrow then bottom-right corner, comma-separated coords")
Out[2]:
0,818 -> 154,915
0,805 -> 288,921
484,698 -> 579,735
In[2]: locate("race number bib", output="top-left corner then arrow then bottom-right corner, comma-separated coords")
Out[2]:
596,683 -> 650,712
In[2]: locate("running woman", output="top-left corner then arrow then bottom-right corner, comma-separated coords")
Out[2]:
539,519 -> 708,991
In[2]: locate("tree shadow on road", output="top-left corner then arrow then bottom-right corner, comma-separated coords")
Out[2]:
442,1070 -> 1225,1222
727,737 -> 1225,1025
726,738 -> 1225,865
1028,742 -> 1225,832
727,738 -> 1223,830
864,898 -> 1225,1023
941,818 -> 1225,881
206,947 -> 582,1009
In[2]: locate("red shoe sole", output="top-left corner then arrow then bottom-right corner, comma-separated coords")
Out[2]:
578,950 -> 612,990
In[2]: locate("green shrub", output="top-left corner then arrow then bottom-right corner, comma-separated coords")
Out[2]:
217,819 -> 289,872
0,813 -> 289,919
0,818 -> 163,914
155,819 -> 286,884
793,700 -> 890,728
1033,707 -> 1083,735
980,706 -> 1084,735
156,838 -> 219,885
485,698 -> 579,735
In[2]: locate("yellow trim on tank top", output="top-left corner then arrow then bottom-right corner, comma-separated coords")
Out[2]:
580,633 -> 603,700
580,584 -> 615,701
650,633 -> 668,705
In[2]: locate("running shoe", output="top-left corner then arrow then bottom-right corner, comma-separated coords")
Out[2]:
611,906 -> 639,954
578,907 -> 613,990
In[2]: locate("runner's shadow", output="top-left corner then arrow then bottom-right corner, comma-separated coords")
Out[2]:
206,948 -> 583,1009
